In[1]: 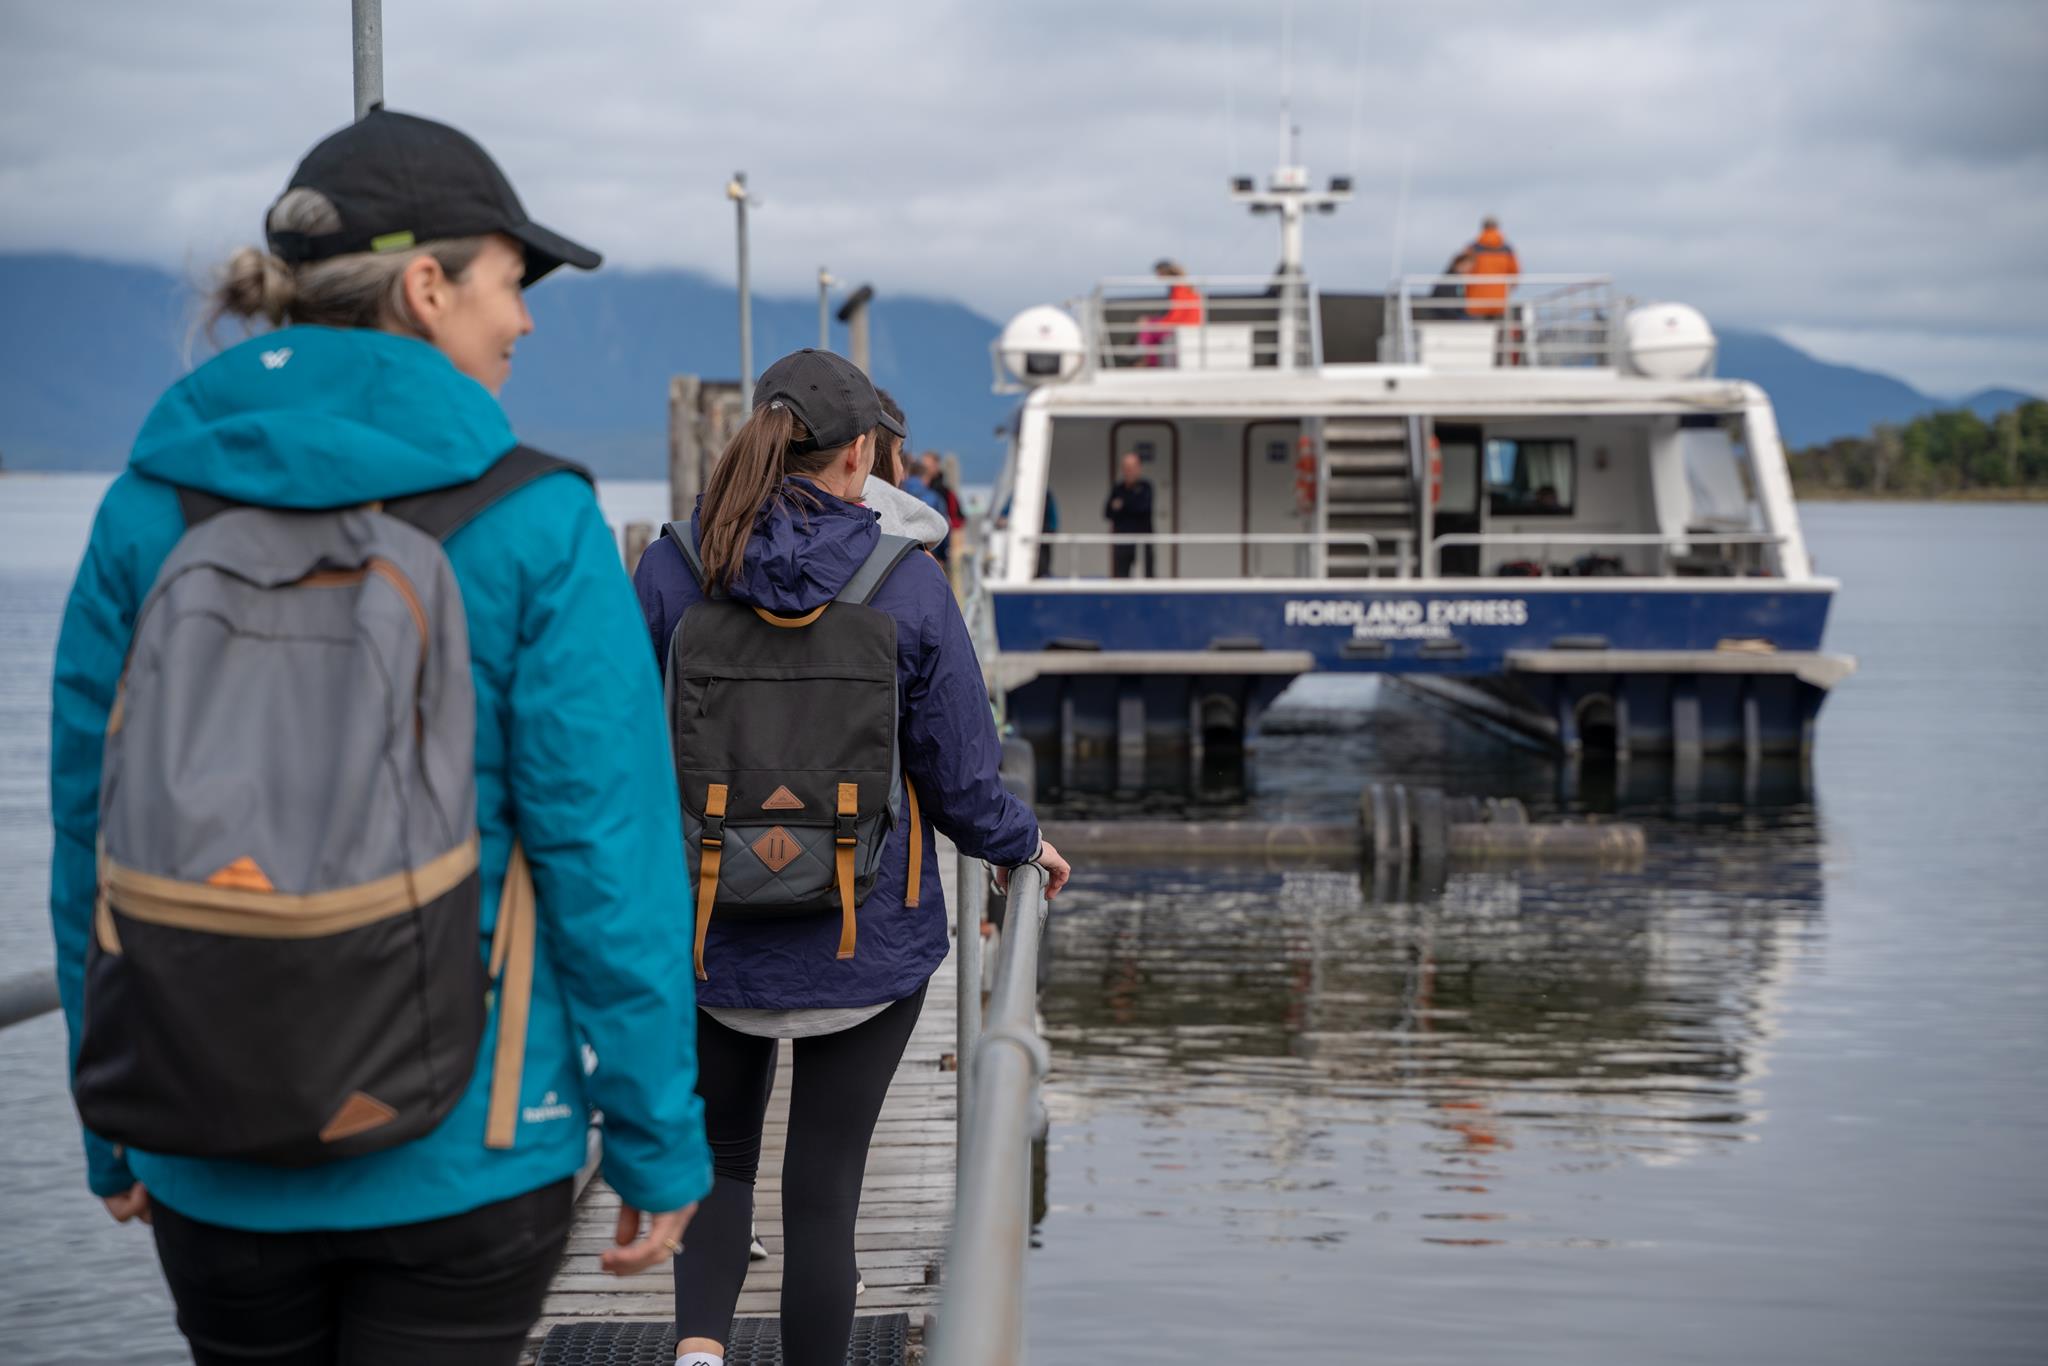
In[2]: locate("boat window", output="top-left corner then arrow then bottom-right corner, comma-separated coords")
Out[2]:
1485,437 -> 1575,516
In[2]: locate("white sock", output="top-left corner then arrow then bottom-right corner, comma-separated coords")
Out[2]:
676,1353 -> 722,1366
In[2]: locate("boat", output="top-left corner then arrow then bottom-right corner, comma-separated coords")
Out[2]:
972,160 -> 1855,797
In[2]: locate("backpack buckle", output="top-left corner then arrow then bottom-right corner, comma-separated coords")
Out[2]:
702,813 -> 725,847
835,813 -> 858,846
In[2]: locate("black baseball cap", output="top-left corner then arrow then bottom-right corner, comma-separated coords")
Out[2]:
267,108 -> 601,288
754,349 -> 906,451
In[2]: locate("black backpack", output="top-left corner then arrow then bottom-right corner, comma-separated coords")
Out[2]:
662,522 -> 921,980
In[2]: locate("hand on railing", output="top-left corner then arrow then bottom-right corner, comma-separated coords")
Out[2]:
994,838 -> 1068,899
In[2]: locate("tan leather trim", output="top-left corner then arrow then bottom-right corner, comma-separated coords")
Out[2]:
95,891 -> 122,954
835,782 -> 858,960
752,604 -> 828,628
300,568 -> 368,587
320,1091 -> 398,1143
695,784 -> 728,980
763,785 -> 804,810
485,843 -> 536,1150
904,779 -> 922,908
101,837 -> 479,938
369,558 -> 430,651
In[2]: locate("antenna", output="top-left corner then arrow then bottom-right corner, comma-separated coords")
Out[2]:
1388,143 -> 1414,280
1346,0 -> 1373,174
1278,0 -> 1294,169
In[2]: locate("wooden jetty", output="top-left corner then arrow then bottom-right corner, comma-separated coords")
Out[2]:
529,843 -> 963,1357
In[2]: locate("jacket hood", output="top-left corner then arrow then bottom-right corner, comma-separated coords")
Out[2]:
129,325 -> 517,506
1476,226 -> 1509,248
691,478 -> 881,612
864,475 -> 949,549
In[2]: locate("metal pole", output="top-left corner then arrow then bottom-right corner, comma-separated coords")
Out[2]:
955,852 -> 984,1155
351,0 -> 383,119
729,172 -> 753,394
0,970 -> 60,1032
930,864 -> 1048,1366
817,267 -> 833,350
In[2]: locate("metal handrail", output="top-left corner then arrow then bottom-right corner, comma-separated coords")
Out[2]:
1020,529 -> 1406,580
1387,273 -> 1617,369
1082,275 -> 1319,374
931,860 -> 1050,1366
1429,531 -> 1785,577
0,969 -> 61,1032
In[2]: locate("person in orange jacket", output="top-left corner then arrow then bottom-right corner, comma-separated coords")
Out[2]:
1137,259 -> 1205,365
1461,217 -> 1519,319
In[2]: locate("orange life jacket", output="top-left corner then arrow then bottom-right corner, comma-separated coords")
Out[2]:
1462,227 -> 1519,318
1162,283 -> 1204,327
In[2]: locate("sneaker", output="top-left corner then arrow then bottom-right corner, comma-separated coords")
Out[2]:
855,1267 -> 866,1296
748,1224 -> 768,1262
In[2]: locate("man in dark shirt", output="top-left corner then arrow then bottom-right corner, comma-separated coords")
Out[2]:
1104,450 -> 1156,578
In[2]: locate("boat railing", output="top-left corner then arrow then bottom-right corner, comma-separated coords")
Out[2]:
1026,529 -> 1403,580
931,858 -> 1050,1366
0,969 -> 60,1032
1387,273 -> 1617,370
1081,275 -> 1320,374
1429,531 -> 1785,577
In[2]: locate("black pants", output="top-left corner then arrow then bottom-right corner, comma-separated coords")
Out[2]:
1111,543 -> 1155,578
151,1178 -> 573,1365
675,986 -> 927,1365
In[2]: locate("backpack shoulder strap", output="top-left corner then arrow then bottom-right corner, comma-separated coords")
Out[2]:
661,520 -> 714,594
176,487 -> 239,528
835,533 -> 920,606
384,445 -> 593,542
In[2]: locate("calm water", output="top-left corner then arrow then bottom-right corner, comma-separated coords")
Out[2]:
3,478 -> 2046,1362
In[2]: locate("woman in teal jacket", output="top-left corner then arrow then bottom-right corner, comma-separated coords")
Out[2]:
48,110 -> 709,1364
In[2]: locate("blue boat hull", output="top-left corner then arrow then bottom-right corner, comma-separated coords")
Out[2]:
990,582 -> 1844,793
991,582 -> 1833,672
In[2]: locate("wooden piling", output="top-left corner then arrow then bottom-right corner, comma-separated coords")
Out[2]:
622,522 -> 653,575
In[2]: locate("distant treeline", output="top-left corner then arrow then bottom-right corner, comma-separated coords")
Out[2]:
1790,400 -> 2048,496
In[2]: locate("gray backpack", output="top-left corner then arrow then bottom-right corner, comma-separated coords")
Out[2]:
662,522 -> 921,980
72,447 -> 581,1166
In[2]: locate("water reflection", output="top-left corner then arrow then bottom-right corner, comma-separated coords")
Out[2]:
1038,804 -> 1824,1254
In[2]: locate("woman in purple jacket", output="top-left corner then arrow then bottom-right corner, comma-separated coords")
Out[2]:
633,348 -> 1069,1366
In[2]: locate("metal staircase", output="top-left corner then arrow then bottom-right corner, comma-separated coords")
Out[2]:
1321,417 -> 1417,577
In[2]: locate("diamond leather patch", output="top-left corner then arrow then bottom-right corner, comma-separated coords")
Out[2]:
319,1091 -> 397,1143
763,785 -> 804,810
208,856 -> 275,891
752,826 -> 802,874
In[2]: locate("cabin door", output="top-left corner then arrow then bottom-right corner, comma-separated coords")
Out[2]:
1434,423 -> 1483,576
1243,421 -> 1303,578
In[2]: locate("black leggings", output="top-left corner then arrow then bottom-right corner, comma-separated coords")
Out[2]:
674,985 -> 927,1365
150,1178 -> 572,1365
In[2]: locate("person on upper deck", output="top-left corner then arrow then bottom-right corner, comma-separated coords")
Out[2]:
1460,216 -> 1520,319
46,110 -> 710,1365
1105,449 -> 1157,578
1138,258 -> 1205,366
631,348 -> 1071,1366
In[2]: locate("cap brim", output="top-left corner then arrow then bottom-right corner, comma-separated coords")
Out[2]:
877,411 -> 906,438
507,220 -> 602,287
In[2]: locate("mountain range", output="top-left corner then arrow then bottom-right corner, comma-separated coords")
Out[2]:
0,251 -> 2033,481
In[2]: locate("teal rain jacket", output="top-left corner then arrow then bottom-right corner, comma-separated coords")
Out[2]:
48,326 -> 711,1231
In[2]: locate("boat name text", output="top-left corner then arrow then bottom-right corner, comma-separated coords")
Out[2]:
1283,597 -> 1529,640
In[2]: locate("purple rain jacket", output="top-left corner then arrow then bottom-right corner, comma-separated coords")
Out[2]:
633,478 -> 1040,1009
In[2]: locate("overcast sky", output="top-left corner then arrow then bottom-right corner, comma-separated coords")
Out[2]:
3,0 -> 2044,396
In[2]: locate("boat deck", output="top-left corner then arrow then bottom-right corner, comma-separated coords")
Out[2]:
529,845 -> 962,1356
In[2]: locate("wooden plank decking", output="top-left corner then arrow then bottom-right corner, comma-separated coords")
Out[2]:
531,845 -> 961,1350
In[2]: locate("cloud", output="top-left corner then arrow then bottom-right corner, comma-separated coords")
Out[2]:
1,0 -> 2043,394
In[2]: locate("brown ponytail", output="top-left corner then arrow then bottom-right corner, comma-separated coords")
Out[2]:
698,403 -> 851,587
